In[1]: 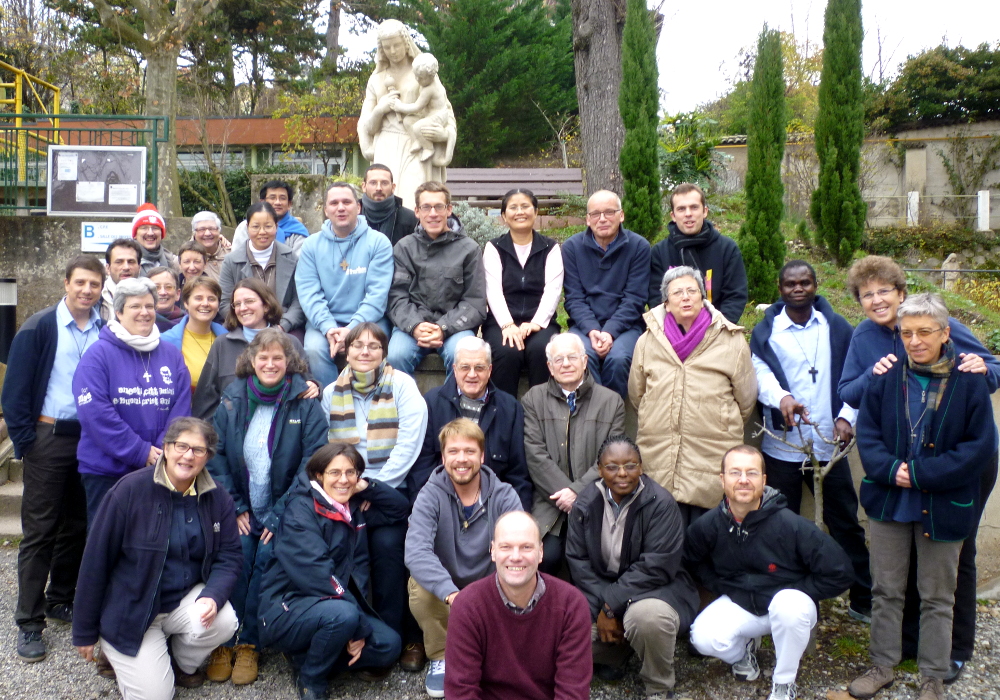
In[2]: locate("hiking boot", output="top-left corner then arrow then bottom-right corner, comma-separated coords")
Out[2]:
17,630 -> 46,663
45,603 -> 73,624
172,659 -> 206,689
918,677 -> 945,700
206,646 -> 234,682
95,648 -> 116,678
943,660 -> 964,685
400,642 -> 427,671
849,665 -> 894,698
769,680 -> 798,700
231,644 -> 259,685
425,659 -> 445,698
732,637 -> 761,682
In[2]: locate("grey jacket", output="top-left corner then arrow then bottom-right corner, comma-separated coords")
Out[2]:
387,217 -> 487,336
219,241 -> 305,332
404,465 -> 521,602
522,371 -> 625,535
139,246 -> 180,277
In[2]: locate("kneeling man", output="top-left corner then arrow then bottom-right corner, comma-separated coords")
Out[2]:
685,445 -> 853,700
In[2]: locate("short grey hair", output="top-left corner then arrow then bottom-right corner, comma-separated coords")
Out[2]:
897,292 -> 950,329
545,332 -> 585,361
454,335 -> 492,365
191,211 -> 222,231
113,277 -> 157,316
660,266 -> 706,303
164,417 -> 218,458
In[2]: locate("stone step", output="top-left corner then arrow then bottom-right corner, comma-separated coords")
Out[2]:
0,480 -> 23,519
0,514 -> 21,538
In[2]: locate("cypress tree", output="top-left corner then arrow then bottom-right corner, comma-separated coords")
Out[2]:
739,26 -> 787,304
810,0 -> 867,266
618,0 -> 662,241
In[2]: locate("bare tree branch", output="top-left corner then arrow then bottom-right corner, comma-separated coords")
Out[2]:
89,0 -> 153,54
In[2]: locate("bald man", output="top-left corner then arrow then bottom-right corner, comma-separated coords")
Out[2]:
445,512 -> 592,700
560,189 -> 650,399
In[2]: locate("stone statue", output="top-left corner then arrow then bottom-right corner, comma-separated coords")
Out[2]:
359,20 -> 458,208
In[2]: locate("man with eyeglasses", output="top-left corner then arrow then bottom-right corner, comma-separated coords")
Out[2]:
749,260 -> 873,625
190,211 -> 232,282
521,333 -> 625,574
648,183 -> 748,324
686,445 -> 853,700
231,180 -> 310,255
361,164 -> 419,246
561,189 -> 650,399
386,181 -> 487,376
411,336 -> 532,509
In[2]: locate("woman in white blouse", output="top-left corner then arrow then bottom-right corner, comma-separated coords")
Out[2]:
481,188 -> 565,396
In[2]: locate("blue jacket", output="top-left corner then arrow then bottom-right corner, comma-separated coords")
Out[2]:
857,359 -> 995,541
72,463 -> 243,655
73,326 -> 191,477
160,315 -> 227,349
561,226 -> 650,338
207,373 -> 328,532
411,376 -> 533,509
839,317 -> 1000,409
258,472 -> 410,645
295,216 -> 393,334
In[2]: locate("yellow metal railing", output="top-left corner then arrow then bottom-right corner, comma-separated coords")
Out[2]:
0,60 -> 62,181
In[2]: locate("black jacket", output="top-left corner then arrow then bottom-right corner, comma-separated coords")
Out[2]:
410,376 -> 533,508
648,220 -> 748,324
684,486 -> 854,616
258,472 -> 410,645
364,195 -> 418,247
566,475 -> 699,628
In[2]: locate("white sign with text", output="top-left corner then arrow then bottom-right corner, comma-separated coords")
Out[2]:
81,221 -> 133,253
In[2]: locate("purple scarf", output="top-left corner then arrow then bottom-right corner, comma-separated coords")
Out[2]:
663,306 -> 712,362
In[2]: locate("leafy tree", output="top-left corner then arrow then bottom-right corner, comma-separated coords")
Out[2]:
738,27 -> 786,303
618,0 -> 660,241
658,112 -> 724,189
810,0 -> 866,267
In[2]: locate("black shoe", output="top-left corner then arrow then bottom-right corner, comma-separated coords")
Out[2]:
848,604 -> 872,624
594,662 -> 626,682
17,630 -> 47,663
46,603 -> 73,624
298,685 -> 326,700
943,660 -> 964,685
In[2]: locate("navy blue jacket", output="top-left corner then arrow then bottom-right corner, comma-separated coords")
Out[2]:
206,373 -> 328,533
749,295 -> 854,430
410,376 -> 532,509
561,226 -> 650,338
857,359 -> 994,541
72,464 -> 242,656
258,472 -> 410,645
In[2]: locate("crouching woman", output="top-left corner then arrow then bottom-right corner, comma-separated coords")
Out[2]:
72,417 -> 242,699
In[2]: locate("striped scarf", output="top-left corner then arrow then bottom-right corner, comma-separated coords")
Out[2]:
246,375 -> 290,454
327,361 -> 399,468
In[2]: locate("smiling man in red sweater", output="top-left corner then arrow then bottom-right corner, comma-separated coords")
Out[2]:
445,511 -> 592,699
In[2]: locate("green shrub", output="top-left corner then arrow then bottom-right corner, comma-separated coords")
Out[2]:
863,225 -> 996,259
453,202 -> 506,249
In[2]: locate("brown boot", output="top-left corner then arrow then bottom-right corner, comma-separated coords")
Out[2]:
918,677 -> 945,700
400,642 -> 427,672
231,644 -> 259,685
206,646 -> 234,682
848,666 -> 894,699
172,659 -> 206,689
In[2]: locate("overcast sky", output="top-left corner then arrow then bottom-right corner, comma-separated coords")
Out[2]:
337,0 -> 1000,115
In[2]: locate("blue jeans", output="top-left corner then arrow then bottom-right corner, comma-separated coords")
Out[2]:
226,528 -> 273,648
386,327 -> 474,376
304,321 -> 392,389
568,326 -> 642,399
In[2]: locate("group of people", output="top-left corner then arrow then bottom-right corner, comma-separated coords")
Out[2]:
1,169 -> 994,700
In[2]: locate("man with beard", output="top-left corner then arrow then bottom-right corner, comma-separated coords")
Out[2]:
361,164 -> 418,247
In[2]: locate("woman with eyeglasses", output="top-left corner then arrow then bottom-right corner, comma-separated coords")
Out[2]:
839,256 -> 1000,684
191,211 -> 232,281
481,188 -> 564,396
202,328 -> 328,686
219,202 -> 305,336
628,266 -> 757,526
322,321 -> 428,669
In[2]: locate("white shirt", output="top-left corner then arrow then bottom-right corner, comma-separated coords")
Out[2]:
752,307 -> 856,462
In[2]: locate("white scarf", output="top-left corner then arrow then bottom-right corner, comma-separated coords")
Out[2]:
108,319 -> 160,352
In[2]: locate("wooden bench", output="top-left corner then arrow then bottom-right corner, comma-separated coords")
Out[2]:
445,168 -> 584,209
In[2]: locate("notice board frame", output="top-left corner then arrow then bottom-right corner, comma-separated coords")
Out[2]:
46,145 -> 147,218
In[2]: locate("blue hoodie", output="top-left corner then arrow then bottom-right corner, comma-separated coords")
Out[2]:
159,315 -> 227,349
73,326 -> 192,478
295,215 -> 394,334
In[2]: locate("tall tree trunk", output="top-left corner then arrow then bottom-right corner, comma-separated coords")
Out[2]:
145,45 -> 182,216
324,2 -> 341,72
571,0 -> 625,196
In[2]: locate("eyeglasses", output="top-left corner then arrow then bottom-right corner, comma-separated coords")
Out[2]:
860,287 -> 897,302
505,204 -> 534,213
725,469 -> 762,480
170,442 -> 209,458
248,224 -> 277,233
324,468 -> 358,480
418,203 -> 449,213
350,342 -> 383,353
456,364 -> 489,373
602,462 -> 640,474
550,353 -> 583,366
668,287 -> 702,299
900,327 -> 945,340
194,227 -> 219,234
587,208 -> 621,220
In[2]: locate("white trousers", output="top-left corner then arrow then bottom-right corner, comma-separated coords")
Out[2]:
101,584 -> 239,700
689,589 -> 817,684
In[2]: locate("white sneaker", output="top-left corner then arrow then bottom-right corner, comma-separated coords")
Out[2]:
425,659 -> 445,698
732,637 -> 761,681
769,681 -> 797,700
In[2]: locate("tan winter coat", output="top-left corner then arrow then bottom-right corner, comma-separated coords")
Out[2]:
629,302 -> 757,509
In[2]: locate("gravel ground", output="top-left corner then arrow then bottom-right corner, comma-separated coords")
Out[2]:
0,545 -> 997,700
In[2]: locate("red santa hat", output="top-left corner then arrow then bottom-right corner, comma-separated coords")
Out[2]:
131,202 -> 166,239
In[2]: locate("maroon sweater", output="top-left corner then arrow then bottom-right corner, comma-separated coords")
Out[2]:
445,573 -> 592,700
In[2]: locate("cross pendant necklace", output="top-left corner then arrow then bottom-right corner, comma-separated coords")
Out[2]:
136,350 -> 153,382
789,325 -> 820,384
807,367 -> 819,383
340,258 -> 349,271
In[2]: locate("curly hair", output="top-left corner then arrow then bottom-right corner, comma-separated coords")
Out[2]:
234,327 -> 309,378
847,255 -> 907,303
224,278 -> 283,331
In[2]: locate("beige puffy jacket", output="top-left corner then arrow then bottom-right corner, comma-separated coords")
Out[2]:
628,302 -> 757,509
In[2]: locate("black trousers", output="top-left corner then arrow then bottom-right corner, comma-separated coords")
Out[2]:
764,453 -> 873,611
367,485 -> 421,646
481,320 -> 560,397
15,423 -> 88,631
540,529 -> 567,577
902,450 -> 998,662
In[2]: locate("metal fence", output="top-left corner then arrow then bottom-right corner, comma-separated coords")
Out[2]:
0,114 -> 168,215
